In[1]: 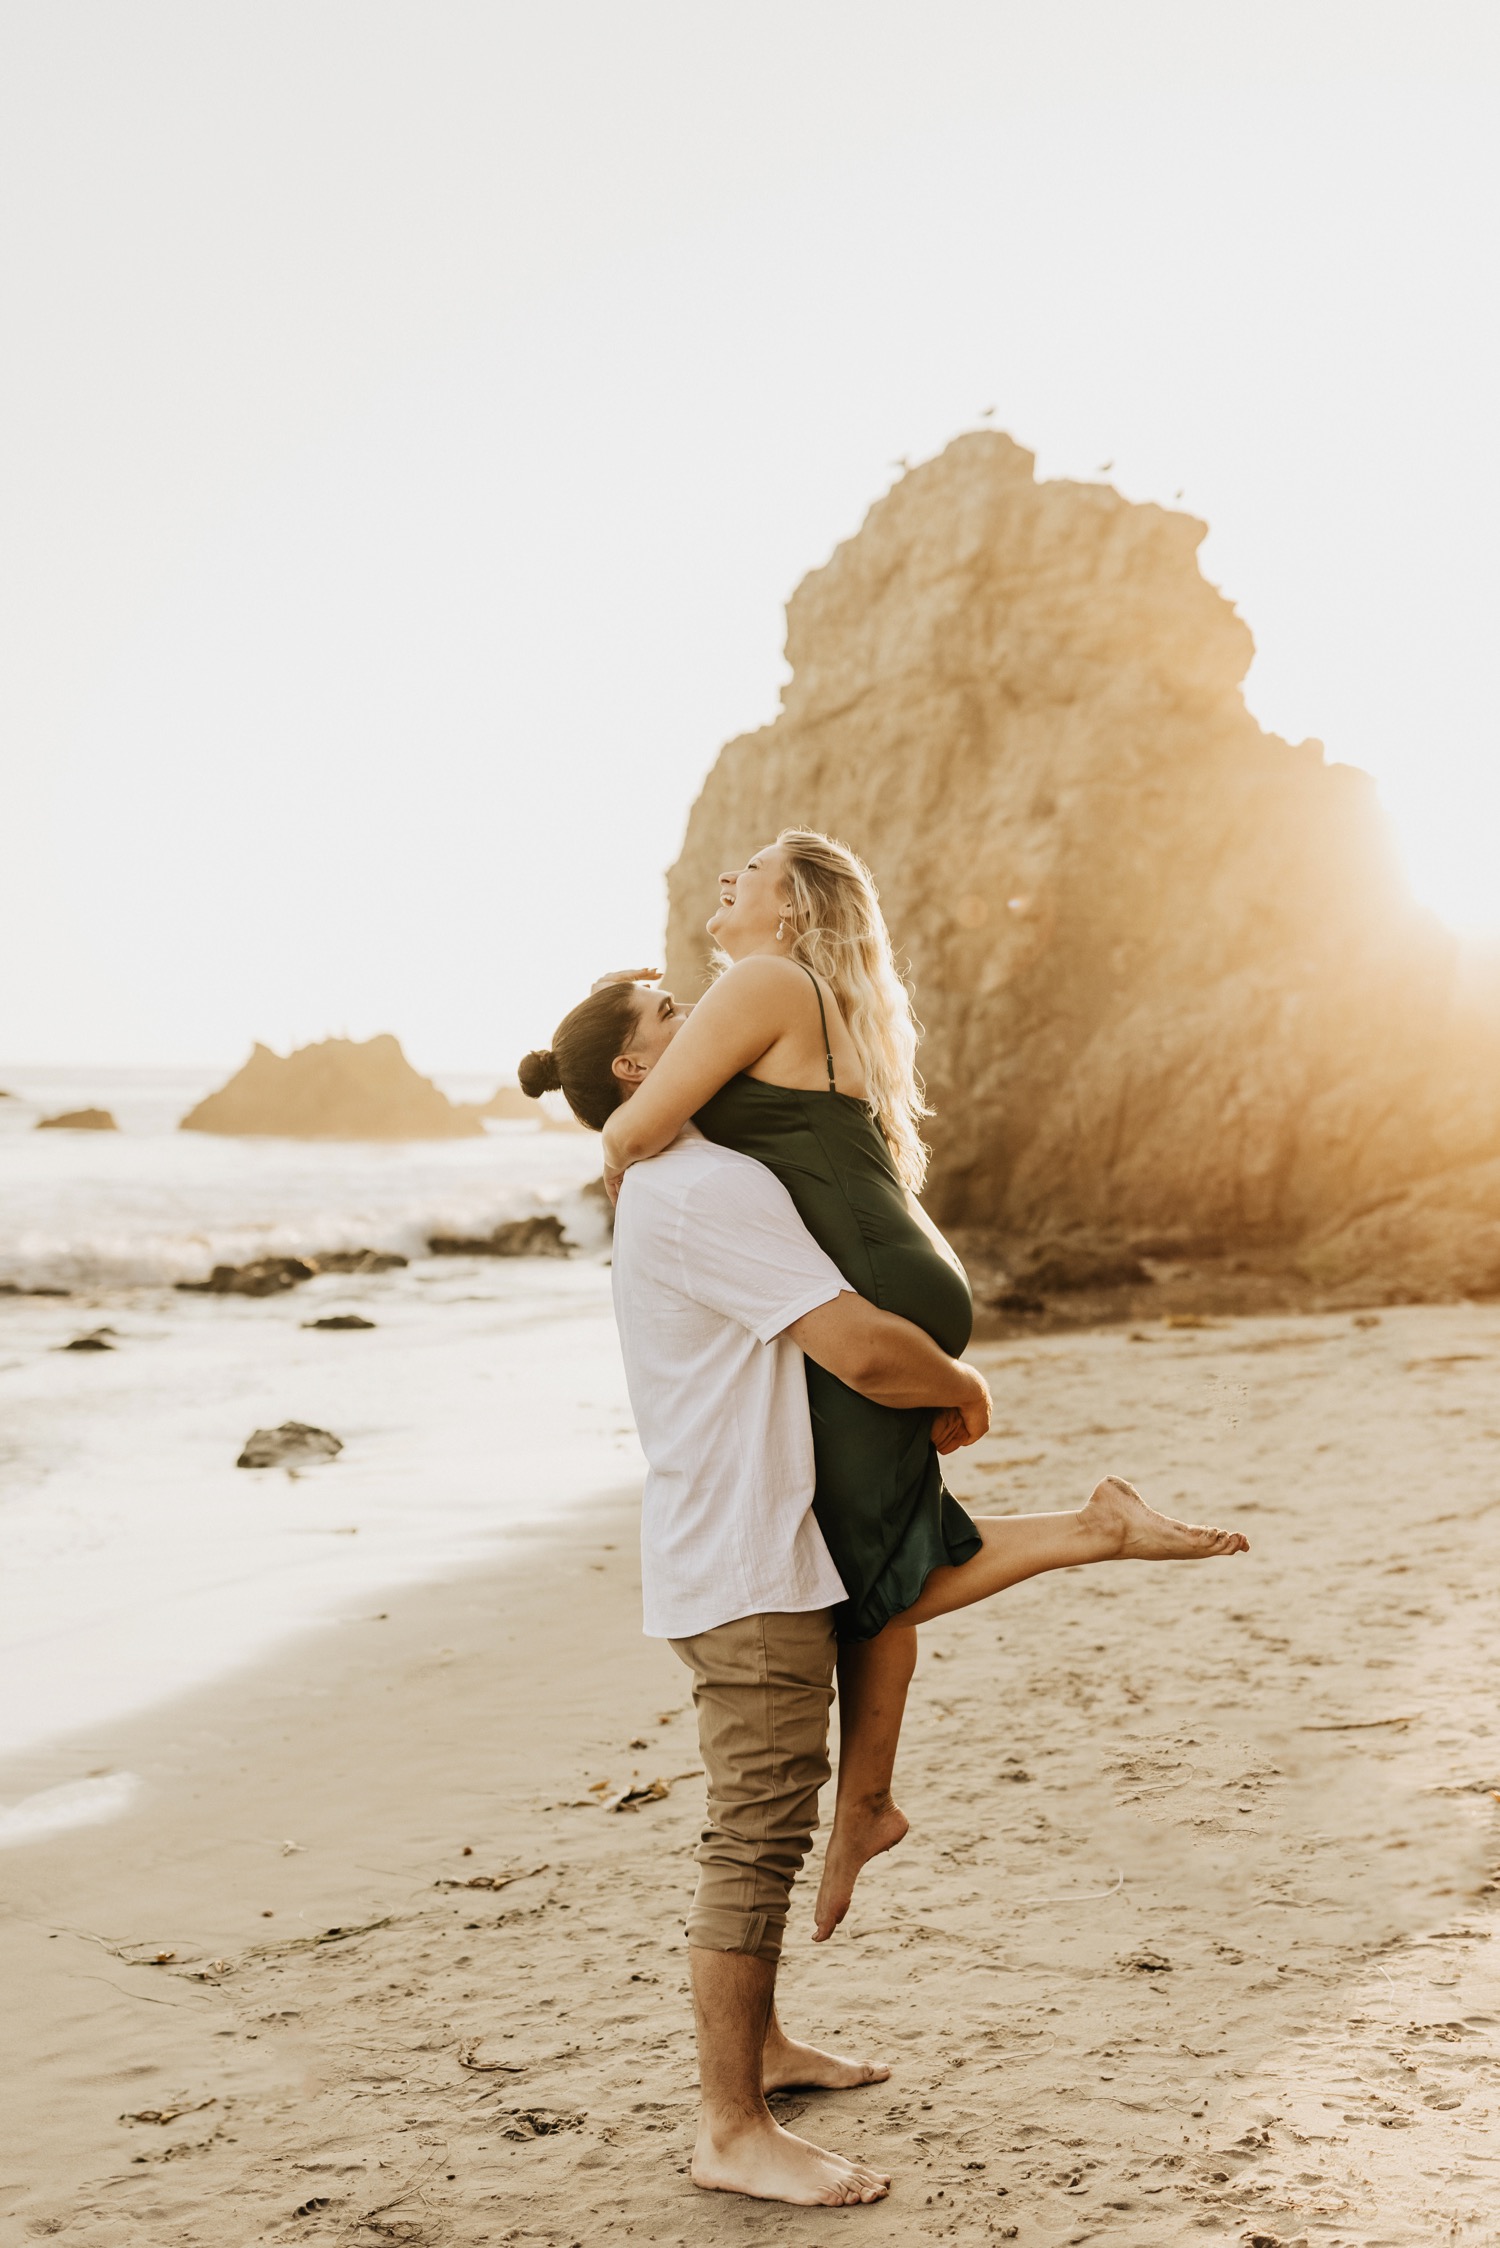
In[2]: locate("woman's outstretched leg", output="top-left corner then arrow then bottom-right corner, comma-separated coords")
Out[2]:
896,1476 -> 1248,1631
813,1625 -> 916,1944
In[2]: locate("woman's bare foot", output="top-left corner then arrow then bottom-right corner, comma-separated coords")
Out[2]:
762,2022 -> 891,2091
1079,1475 -> 1250,1561
813,1794 -> 909,1943
692,2115 -> 891,2204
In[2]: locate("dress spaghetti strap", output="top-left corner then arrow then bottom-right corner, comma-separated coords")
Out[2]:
797,964 -> 838,1092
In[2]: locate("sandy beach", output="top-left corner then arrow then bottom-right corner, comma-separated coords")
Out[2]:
4,1300 -> 1498,2245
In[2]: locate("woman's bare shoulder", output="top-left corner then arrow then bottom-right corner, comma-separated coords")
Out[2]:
705,954 -> 814,1006
713,952 -> 810,985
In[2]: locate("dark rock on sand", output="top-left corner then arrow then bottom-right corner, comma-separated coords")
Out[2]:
311,1249 -> 408,1274
180,1034 -> 483,1141
236,1422 -> 344,1470
427,1215 -> 572,1259
989,1290 -> 1047,1316
60,1328 -> 116,1351
303,1315 -> 376,1330
0,1283 -> 71,1297
176,1257 -> 317,1297
36,1108 -> 117,1132
177,1250 -> 407,1294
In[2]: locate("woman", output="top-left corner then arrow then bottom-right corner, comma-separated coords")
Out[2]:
523,829 -> 1248,1939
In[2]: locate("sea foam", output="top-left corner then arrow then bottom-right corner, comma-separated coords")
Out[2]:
0,1066 -> 606,1291
0,1773 -> 142,1850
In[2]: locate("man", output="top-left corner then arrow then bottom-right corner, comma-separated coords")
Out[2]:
605,986 -> 991,2208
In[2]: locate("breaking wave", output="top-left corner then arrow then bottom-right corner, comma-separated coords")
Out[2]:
0,1071 -> 609,1291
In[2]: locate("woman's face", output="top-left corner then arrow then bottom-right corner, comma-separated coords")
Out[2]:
706,843 -> 790,956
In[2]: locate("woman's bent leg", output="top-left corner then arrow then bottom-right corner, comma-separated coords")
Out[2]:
813,1625 -> 917,1944
811,1482 -> 1247,1941
894,1477 -> 1248,1631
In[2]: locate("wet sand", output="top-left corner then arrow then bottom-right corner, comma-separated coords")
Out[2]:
3,1302 -> 1499,2244
0,1254 -> 629,1762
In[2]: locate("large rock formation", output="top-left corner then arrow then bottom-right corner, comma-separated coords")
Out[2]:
180,1035 -> 484,1140
665,434 -> 1500,1296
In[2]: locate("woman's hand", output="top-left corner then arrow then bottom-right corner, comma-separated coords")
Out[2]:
603,1159 -> 627,1206
591,967 -> 660,993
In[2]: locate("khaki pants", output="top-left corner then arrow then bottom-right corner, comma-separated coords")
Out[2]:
669,1609 -> 837,1965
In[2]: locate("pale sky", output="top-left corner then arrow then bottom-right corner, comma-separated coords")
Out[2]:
3,2 -> 1498,1074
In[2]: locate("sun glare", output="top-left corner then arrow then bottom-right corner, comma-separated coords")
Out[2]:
1384,791 -> 1500,937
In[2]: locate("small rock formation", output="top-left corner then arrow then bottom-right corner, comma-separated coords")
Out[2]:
427,1214 -> 572,1258
665,432 -> 1500,1299
474,1084 -> 584,1132
176,1248 -> 407,1293
303,1314 -> 376,1330
480,1085 -> 541,1121
59,1327 -> 116,1351
36,1108 -> 117,1132
179,1036 -> 483,1140
236,1421 -> 343,1469
177,1257 -> 317,1297
311,1249 -> 407,1274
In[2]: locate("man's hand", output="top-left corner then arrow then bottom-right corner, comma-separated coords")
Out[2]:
931,1369 -> 991,1454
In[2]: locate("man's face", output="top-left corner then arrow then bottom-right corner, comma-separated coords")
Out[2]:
615,985 -> 690,1086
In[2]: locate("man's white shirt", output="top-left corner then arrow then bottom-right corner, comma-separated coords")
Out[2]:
611,1125 -> 849,1638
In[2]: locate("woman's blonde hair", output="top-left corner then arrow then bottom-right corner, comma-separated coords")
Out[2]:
773,828 -> 931,1190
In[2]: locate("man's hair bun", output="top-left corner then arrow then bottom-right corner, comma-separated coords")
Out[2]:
517,1048 -> 563,1098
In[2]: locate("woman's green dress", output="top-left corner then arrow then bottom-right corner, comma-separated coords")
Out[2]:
694,969 -> 981,1640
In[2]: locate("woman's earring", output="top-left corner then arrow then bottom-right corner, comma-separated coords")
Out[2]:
775,919 -> 787,943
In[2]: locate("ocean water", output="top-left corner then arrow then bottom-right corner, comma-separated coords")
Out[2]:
0,1066 -> 638,1788
0,1064 -> 608,1289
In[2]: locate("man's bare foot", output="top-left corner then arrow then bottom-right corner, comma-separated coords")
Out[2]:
692,2115 -> 891,2204
763,2024 -> 891,2092
813,1794 -> 909,1943
1079,1474 -> 1250,1561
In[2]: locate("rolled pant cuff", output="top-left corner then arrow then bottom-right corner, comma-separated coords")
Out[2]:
685,1905 -> 782,1964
